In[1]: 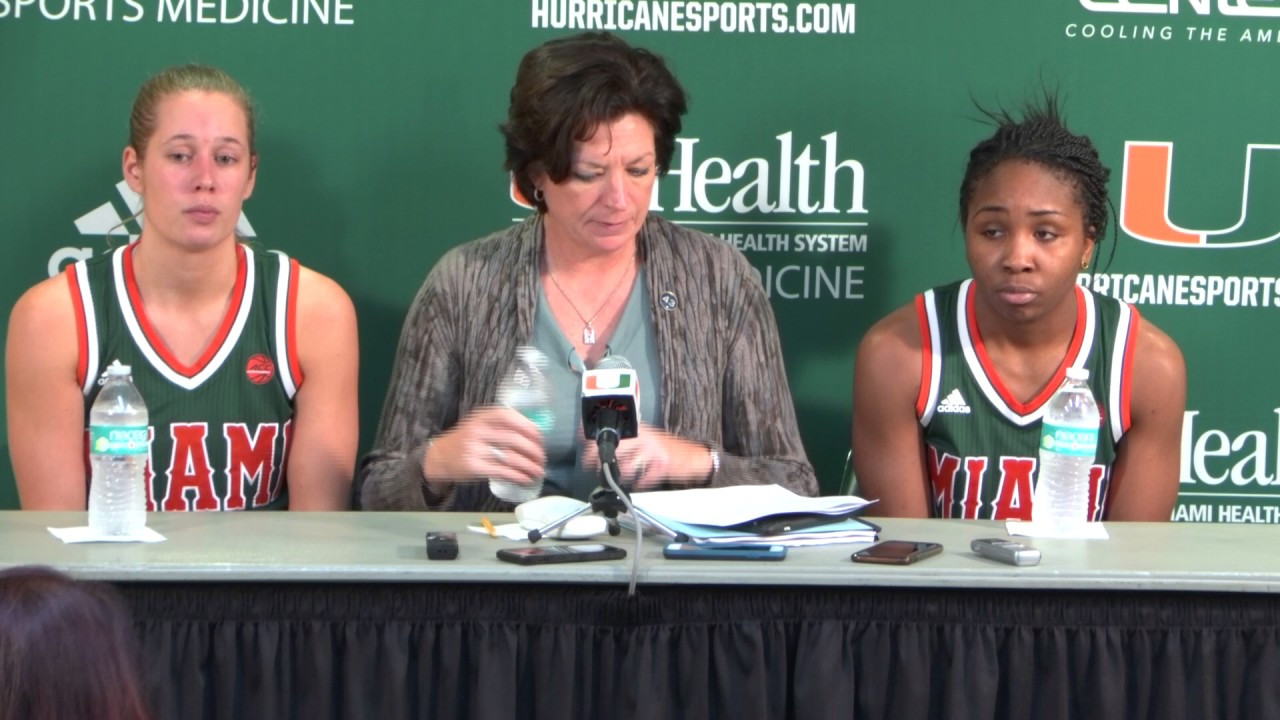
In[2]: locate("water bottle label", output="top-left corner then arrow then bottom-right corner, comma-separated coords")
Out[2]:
89,425 -> 149,456
1040,422 -> 1098,458
521,408 -> 555,433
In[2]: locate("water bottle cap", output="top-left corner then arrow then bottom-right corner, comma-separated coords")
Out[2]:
1065,367 -> 1090,382
515,346 -> 548,369
106,360 -> 132,376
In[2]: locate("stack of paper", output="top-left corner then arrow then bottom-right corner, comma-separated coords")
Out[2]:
626,484 -> 879,547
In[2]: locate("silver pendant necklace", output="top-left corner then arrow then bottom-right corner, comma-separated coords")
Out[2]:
546,252 -> 635,345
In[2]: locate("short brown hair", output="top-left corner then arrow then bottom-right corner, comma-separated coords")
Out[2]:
502,32 -> 688,212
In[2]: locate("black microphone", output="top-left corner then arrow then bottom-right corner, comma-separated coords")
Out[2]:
581,355 -> 640,473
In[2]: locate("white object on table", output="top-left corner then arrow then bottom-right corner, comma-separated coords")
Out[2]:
1006,520 -> 1109,539
47,526 -> 166,543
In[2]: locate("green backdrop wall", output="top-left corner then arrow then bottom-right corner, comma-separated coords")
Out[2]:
3,1 -> 1278,521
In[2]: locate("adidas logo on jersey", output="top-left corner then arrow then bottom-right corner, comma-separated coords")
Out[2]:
937,388 -> 971,414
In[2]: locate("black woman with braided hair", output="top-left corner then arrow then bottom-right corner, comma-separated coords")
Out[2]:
852,97 -> 1186,522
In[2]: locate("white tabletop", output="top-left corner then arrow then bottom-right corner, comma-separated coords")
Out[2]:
2,511 -> 1277,593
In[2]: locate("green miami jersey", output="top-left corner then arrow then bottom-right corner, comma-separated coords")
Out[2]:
916,279 -> 1139,521
69,243 -> 300,511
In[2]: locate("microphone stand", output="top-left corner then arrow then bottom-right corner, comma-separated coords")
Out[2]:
528,428 -> 632,542
527,422 -> 647,596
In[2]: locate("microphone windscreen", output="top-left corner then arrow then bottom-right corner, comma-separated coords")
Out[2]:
594,354 -> 633,370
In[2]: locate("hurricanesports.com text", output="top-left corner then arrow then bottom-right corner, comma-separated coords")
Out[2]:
531,0 -> 855,34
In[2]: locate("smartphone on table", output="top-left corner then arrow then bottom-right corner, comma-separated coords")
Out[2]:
496,543 -> 626,565
851,540 -> 943,565
663,543 -> 788,561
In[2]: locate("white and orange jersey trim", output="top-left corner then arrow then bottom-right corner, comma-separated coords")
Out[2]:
916,279 -> 1138,444
67,261 -> 100,395
271,250 -> 304,397
66,244 -> 301,401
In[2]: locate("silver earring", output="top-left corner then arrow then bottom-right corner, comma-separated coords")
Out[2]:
533,188 -> 544,203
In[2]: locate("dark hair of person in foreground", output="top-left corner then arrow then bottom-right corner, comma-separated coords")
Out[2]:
0,565 -> 150,720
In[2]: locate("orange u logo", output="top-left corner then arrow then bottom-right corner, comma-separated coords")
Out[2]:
1121,141 -> 1280,249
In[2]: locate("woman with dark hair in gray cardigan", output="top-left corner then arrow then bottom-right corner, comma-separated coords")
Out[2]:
358,32 -> 816,512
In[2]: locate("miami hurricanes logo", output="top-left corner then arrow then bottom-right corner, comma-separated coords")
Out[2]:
1121,141 -> 1280,248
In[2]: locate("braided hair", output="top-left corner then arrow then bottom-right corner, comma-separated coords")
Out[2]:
959,94 -> 1113,268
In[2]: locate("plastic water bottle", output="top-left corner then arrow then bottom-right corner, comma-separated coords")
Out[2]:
88,361 -> 149,535
489,346 -> 553,504
1032,368 -> 1099,530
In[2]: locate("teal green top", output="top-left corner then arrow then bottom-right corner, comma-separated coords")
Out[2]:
532,267 -> 662,500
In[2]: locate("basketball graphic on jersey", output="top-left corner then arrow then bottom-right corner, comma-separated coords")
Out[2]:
246,354 -> 275,384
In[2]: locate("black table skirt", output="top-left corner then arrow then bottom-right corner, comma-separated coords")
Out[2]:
119,582 -> 1280,720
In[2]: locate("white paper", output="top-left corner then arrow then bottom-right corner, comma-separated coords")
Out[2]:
48,526 -> 166,544
467,523 -> 530,541
630,484 -> 871,527
466,515 -> 608,541
1005,520 -> 1110,539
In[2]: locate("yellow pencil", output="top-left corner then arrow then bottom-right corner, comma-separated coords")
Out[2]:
481,516 -> 498,539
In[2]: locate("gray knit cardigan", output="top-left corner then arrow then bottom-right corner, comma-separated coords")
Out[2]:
357,213 -> 817,511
